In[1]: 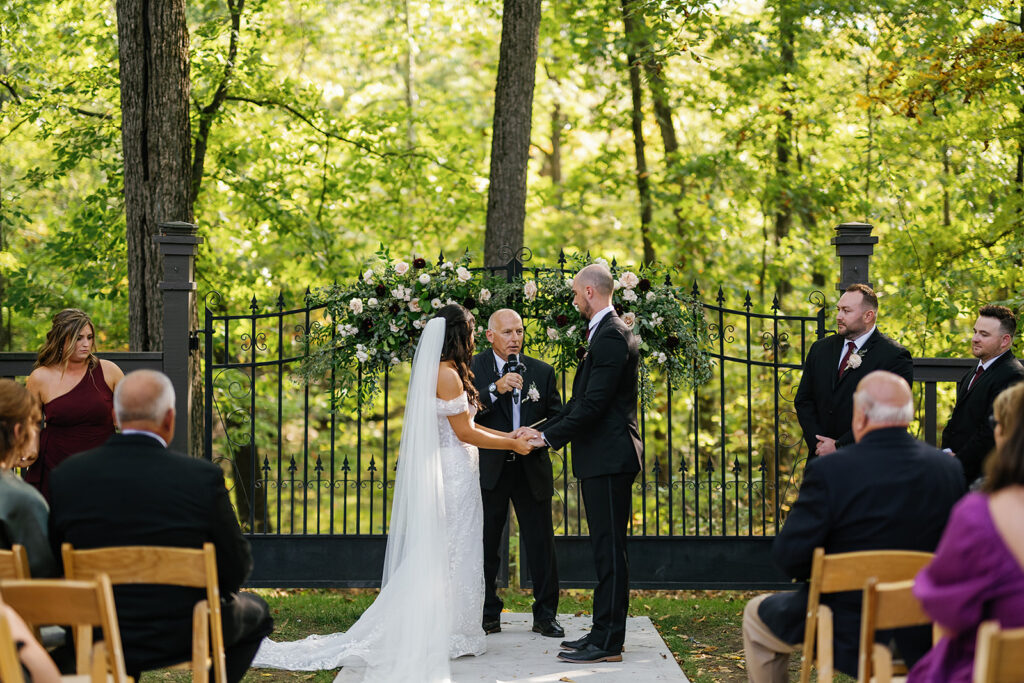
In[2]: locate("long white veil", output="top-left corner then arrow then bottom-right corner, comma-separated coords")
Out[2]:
252,316 -> 452,682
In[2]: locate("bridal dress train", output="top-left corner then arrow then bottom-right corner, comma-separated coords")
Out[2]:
252,318 -> 485,682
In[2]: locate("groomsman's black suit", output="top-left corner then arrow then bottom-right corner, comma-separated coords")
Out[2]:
941,350 -> 1024,483
543,311 -> 642,654
471,351 -> 562,625
794,330 -> 913,457
48,433 -> 273,683
758,427 -> 965,675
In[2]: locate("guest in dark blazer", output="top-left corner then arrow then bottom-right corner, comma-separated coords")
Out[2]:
742,371 -> 965,682
48,370 -> 273,683
941,305 -> 1024,485
524,263 -> 643,664
795,283 -> 914,458
471,308 -> 563,638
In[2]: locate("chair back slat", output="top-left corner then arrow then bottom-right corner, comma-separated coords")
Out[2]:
0,546 -> 30,580
0,598 -> 26,683
974,620 -> 1024,683
858,578 -> 932,682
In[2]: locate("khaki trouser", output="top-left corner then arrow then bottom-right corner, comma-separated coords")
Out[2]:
742,594 -> 802,683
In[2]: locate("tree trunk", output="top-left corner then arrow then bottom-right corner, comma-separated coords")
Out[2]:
621,0 -> 655,266
402,0 -> 417,149
117,0 -> 193,352
773,0 -> 796,296
549,102 -> 562,186
484,0 -> 542,266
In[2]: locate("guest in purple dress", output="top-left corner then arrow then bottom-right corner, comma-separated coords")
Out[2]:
909,381 -> 1024,682
24,309 -> 123,502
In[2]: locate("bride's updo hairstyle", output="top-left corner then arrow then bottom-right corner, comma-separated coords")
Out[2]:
435,304 -> 480,406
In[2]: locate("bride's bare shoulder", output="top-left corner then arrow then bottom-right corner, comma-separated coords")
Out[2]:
436,362 -> 463,400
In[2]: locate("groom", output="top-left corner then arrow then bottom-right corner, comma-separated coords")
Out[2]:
471,308 -> 564,638
524,263 -> 643,664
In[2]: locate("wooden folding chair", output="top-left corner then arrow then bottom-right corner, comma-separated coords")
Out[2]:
856,578 -> 937,683
799,547 -> 934,683
62,543 -> 226,683
0,599 -> 26,683
973,620 -> 1024,683
0,577 -> 131,683
0,545 -> 30,580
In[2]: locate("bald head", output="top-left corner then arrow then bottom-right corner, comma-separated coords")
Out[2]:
851,370 -> 914,441
575,264 -> 615,297
114,370 -> 176,442
571,263 -> 614,320
486,308 -> 525,359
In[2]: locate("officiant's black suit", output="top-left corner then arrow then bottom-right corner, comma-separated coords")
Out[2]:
794,330 -> 913,457
543,312 -> 642,654
48,433 -> 273,683
471,352 -> 562,624
941,350 -> 1024,483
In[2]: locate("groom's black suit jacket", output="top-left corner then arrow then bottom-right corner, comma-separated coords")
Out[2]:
471,351 -> 562,500
48,433 -> 256,672
543,312 -> 642,479
794,329 -> 913,457
941,350 -> 1024,483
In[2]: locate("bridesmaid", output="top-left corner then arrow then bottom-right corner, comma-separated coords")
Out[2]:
24,309 -> 123,501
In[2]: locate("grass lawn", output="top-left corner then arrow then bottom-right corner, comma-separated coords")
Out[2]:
141,588 -> 853,683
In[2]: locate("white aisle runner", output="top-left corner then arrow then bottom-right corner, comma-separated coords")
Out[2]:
336,613 -> 690,682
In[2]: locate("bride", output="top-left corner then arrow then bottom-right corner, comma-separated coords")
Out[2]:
252,304 -> 535,682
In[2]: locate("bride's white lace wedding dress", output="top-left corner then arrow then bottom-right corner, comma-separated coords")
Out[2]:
251,318 -> 485,682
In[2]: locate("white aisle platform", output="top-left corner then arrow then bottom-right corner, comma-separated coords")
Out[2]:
337,613 -> 690,682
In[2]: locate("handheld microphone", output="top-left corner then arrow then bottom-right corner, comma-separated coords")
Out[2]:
507,353 -> 521,404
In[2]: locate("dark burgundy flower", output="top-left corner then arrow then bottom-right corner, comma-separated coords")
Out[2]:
638,278 -> 652,292
556,314 -> 569,327
462,296 -> 476,309
389,303 -> 401,315
614,303 -> 624,316
413,257 -> 427,269
375,284 -> 387,296
666,335 -> 680,350
361,319 -> 374,332
576,346 -> 586,360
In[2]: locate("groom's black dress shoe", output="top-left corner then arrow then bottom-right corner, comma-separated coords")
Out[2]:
482,619 -> 501,634
532,618 -> 565,638
556,643 -> 622,663
559,634 -> 591,651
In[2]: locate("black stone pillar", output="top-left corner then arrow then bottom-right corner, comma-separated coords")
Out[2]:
831,222 -> 877,291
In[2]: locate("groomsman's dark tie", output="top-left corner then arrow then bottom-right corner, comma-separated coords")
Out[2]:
838,341 -> 856,379
967,365 -> 984,391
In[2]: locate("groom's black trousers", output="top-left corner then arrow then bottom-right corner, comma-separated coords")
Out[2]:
481,456 -> 560,622
581,471 -> 636,653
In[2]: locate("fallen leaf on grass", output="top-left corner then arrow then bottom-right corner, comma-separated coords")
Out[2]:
559,678 -> 575,682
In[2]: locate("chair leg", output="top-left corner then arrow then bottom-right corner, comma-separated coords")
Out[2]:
818,605 -> 834,683
192,600 -> 210,683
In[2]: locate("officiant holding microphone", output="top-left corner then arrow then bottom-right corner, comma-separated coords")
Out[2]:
471,308 -> 564,639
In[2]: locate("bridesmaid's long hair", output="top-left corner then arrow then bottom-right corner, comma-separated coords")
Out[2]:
0,379 -> 41,469
435,304 -> 479,406
984,382 -> 1024,492
35,309 -> 99,373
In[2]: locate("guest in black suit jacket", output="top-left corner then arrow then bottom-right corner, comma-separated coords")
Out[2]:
48,370 -> 273,683
942,305 -> 1024,484
795,283 -> 914,458
742,371 -> 965,682
524,263 -> 642,664
471,308 -> 563,638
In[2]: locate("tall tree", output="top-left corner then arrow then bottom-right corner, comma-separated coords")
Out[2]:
621,0 -> 656,265
484,0 -> 542,266
117,0 -> 193,350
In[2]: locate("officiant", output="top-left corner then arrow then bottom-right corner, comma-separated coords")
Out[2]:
471,308 -> 564,638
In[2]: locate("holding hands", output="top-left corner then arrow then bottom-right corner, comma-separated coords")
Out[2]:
513,426 -> 547,450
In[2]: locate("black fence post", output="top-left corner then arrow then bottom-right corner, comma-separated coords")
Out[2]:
154,222 -> 203,455
831,222 -> 877,291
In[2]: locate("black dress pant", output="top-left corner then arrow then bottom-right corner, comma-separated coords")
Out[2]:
481,457 -> 559,622
581,471 -> 635,653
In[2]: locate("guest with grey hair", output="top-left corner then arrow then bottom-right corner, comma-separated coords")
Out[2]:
49,369 -> 273,683
742,371 -> 965,682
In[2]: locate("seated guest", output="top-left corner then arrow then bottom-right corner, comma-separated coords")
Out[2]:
742,371 -> 965,682
0,379 -> 56,577
48,370 -> 272,683
941,305 -> 1024,485
908,381 -> 1024,682
2,604 -> 61,683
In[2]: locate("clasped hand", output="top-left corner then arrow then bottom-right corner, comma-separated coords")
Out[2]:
513,426 -> 546,449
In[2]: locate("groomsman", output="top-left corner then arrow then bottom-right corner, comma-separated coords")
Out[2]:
941,305 -> 1024,484
471,308 -> 564,638
526,263 -> 643,664
795,284 -> 913,458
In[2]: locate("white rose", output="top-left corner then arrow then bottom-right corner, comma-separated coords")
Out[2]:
622,289 -> 638,302
527,385 -> 541,403
620,271 -> 640,289
390,355 -> 401,365
441,261 -> 454,270
622,312 -> 636,328
657,352 -> 667,364
566,325 -> 576,337
547,327 -> 560,340
336,323 -> 349,336
418,273 -> 431,285
456,266 -> 472,282
367,297 -> 379,308
479,288 -> 492,302
613,279 -> 622,290
389,322 -> 400,333
349,298 -> 364,314
413,318 -> 425,329
524,280 -> 538,300
394,261 -> 410,275
847,352 -> 863,369
409,300 -> 421,312
431,298 -> 443,310
646,292 -> 656,301
595,257 -> 608,266
355,350 -> 369,363
362,269 -> 374,284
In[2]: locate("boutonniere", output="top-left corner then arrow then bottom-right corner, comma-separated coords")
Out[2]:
846,349 -> 865,371
525,382 -> 540,403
